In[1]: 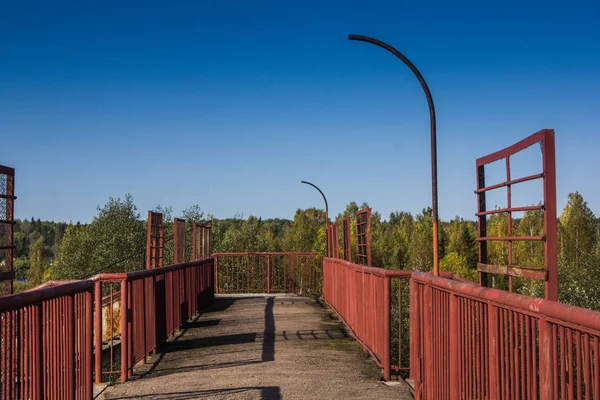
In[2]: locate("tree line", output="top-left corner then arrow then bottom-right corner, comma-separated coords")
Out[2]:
11,192 -> 600,311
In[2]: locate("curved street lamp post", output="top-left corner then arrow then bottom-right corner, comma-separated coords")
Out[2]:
348,34 -> 440,276
300,180 -> 329,254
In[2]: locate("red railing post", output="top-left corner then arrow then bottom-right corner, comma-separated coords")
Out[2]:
267,255 -> 271,294
33,303 -> 43,400
68,294 -> 76,400
539,318 -> 556,400
487,304 -> 499,400
85,289 -> 93,400
94,281 -> 102,384
120,279 -> 128,383
409,279 -> 419,377
383,275 -> 391,380
423,284 -> 433,398
214,256 -> 219,295
449,293 -> 459,398
127,280 -> 133,378
543,130 -> 558,301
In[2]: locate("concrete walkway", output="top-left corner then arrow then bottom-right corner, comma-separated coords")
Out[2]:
100,294 -> 411,400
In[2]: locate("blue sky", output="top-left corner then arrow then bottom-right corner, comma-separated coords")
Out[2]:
2,0 -> 599,223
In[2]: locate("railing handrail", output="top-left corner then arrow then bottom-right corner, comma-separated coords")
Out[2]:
213,252 -> 318,256
412,271 -> 600,332
0,279 -> 94,312
92,258 -> 214,282
324,257 -> 471,282
324,256 -> 414,278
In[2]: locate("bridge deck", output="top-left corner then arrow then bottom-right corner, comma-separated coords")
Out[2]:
100,294 -> 410,400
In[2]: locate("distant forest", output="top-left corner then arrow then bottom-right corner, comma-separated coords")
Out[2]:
12,192 -> 600,311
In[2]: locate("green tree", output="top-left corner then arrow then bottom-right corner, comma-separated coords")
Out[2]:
389,211 -> 414,269
557,192 -> 600,310
408,208 -> 435,272
444,216 -> 477,268
558,192 -> 596,269
511,209 -> 545,297
182,204 -> 205,224
27,237 -> 48,287
440,252 -> 478,281
52,194 -> 146,280
282,208 -> 327,254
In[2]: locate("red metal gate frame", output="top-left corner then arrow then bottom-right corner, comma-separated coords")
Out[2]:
173,218 -> 186,264
342,216 -> 351,262
475,129 -> 557,301
356,208 -> 372,266
0,165 -> 15,296
146,211 -> 164,269
192,223 -> 212,261
327,221 -> 339,258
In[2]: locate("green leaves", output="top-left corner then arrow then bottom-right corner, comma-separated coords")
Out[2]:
51,194 -> 146,280
557,192 -> 600,310
27,237 -> 48,287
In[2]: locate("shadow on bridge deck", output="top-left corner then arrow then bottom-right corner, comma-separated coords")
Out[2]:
100,294 -> 410,400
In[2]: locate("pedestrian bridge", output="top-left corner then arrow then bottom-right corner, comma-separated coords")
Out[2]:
1,252 -> 600,399
101,294 -> 409,400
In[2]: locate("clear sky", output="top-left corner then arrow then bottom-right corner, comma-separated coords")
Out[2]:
2,0 -> 599,223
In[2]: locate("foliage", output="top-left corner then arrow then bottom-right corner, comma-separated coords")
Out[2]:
51,194 -> 146,280
27,237 -> 48,288
11,190 -> 600,313
440,252 -> 478,281
556,192 -> 600,310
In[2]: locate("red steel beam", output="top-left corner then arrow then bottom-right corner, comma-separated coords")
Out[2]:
0,280 -> 94,312
474,173 -> 544,194
475,205 -> 544,216
478,263 -> 546,280
476,235 -> 545,242
411,272 -> 600,332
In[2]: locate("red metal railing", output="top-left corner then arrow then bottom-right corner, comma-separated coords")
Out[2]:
322,257 -> 413,380
93,258 -> 214,384
0,280 -> 94,400
212,252 -> 321,295
410,271 -> 600,399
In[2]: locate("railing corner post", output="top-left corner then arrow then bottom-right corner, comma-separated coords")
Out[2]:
94,280 -> 102,385
409,276 -> 422,396
120,278 -> 129,383
214,256 -> 219,295
85,288 -> 94,399
383,275 -> 391,381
